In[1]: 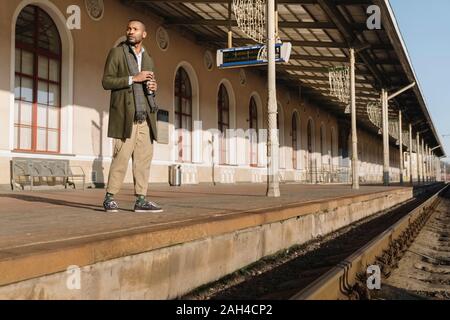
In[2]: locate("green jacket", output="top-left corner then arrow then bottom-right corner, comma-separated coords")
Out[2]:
102,46 -> 158,141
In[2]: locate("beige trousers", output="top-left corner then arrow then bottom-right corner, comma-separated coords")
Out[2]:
107,122 -> 153,196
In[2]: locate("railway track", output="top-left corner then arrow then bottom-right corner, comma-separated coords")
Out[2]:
373,186 -> 450,300
292,183 -> 449,300
182,183 -> 448,300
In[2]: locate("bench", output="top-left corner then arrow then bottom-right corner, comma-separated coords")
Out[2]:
11,158 -> 86,191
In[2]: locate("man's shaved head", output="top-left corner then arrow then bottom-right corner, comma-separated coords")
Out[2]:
126,20 -> 147,46
128,19 -> 146,31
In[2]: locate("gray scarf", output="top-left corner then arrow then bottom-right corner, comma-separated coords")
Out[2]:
122,43 -> 158,119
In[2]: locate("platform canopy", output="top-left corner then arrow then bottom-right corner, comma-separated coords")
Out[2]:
122,0 -> 446,157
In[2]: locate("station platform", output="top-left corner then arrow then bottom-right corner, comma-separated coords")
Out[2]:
0,183 -> 414,299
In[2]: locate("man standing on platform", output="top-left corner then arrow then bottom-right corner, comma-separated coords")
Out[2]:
102,20 -> 163,213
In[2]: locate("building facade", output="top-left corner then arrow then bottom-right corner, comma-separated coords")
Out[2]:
0,0 -> 426,189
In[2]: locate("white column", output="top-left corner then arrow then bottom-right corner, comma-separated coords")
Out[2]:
430,149 -> 433,182
382,89 -> 390,186
425,145 -> 429,182
445,163 -> 447,183
416,133 -> 421,184
432,153 -> 436,182
424,145 -> 427,182
431,151 -> 433,181
435,156 -> 437,181
434,155 -> 442,182
350,48 -> 359,190
421,139 -> 425,184
409,124 -> 413,185
399,110 -> 403,185
266,0 -> 280,197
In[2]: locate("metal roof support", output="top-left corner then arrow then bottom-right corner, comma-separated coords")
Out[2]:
316,0 -> 387,87
419,139 -> 423,184
350,48 -> 359,190
430,146 -> 441,152
422,141 -> 425,183
315,0 -> 418,187
198,37 -> 376,49
409,123 -> 413,185
266,0 -> 280,198
444,163 -> 447,183
387,82 -> 416,100
434,155 -> 437,182
431,154 -> 434,182
421,139 -> 425,184
380,83 -> 416,186
433,154 -> 436,182
431,147 -> 440,180
416,132 -> 421,185
433,152 -> 437,182
429,147 -> 433,182
433,152 -> 436,182
275,0 -> 279,39
427,145 -> 430,183
428,147 -> 434,182
434,155 -> 442,182
227,0 -> 232,48
437,157 -> 440,182
377,0 -> 445,158
381,89 -> 389,186
398,110 -> 403,185
430,150 -> 432,182
425,145 -> 428,183
164,19 -> 344,29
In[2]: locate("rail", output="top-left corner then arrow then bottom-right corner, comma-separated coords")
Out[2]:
291,183 -> 449,300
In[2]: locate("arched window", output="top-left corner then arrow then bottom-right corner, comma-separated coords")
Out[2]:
249,97 -> 258,167
292,113 -> 298,170
14,5 -> 61,153
174,67 -> 192,162
218,84 -> 229,165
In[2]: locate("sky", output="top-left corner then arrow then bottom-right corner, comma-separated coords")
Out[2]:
390,0 -> 450,161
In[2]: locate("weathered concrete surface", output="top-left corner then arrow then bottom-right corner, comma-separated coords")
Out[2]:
0,184 -> 413,299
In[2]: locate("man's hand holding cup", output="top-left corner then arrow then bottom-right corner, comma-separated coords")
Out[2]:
132,71 -> 154,83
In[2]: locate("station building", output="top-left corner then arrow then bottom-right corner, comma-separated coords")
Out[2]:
0,0 -> 445,189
